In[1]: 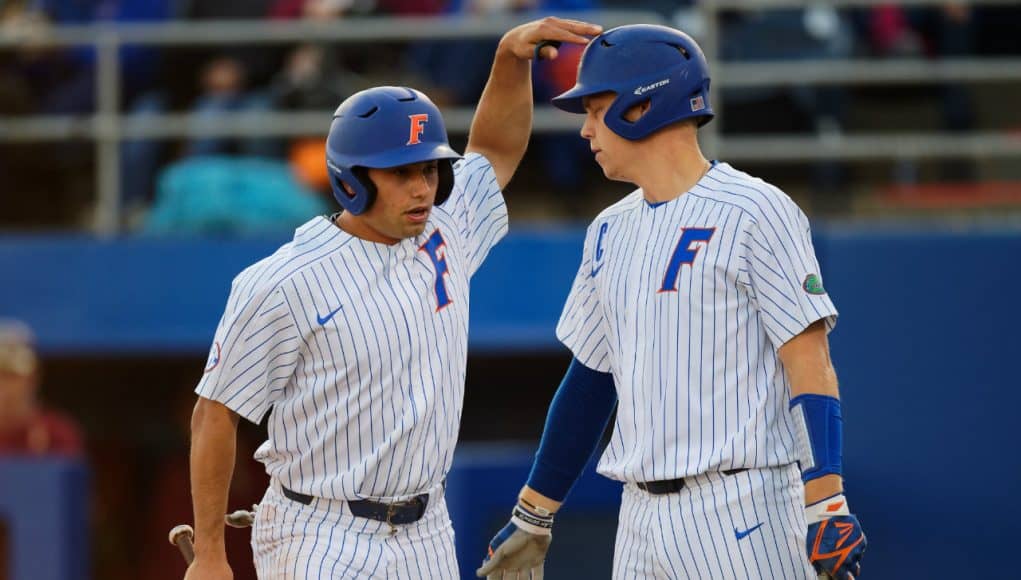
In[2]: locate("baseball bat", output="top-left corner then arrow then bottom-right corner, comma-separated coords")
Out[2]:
225,505 -> 258,528
168,524 -> 195,565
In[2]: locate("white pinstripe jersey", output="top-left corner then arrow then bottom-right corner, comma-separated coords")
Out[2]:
557,162 -> 838,483
196,153 -> 506,501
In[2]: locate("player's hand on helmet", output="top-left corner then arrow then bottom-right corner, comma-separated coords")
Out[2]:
498,16 -> 602,61
805,495 -> 866,579
476,501 -> 554,579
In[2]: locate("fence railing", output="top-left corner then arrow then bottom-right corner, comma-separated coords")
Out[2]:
1,2 -> 1020,233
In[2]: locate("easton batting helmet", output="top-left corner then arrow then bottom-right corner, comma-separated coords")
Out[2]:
326,86 -> 461,215
552,24 -> 713,141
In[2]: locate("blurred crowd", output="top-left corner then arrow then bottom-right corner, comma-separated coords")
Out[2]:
0,321 -> 82,457
1,1 -> 1020,231
0,318 -> 267,579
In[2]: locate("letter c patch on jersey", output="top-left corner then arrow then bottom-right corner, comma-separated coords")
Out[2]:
659,227 -> 715,292
407,113 -> 429,145
591,222 -> 609,278
419,228 -> 453,311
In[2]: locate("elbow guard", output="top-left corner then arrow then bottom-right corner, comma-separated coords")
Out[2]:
789,394 -> 843,483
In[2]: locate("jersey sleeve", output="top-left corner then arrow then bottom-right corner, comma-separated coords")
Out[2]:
195,279 -> 300,424
555,227 -> 612,372
443,152 -> 508,275
743,197 -> 838,349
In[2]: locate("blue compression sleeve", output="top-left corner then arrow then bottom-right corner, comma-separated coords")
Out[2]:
525,358 -> 617,502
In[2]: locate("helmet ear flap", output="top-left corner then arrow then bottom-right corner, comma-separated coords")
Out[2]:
604,91 -> 647,141
434,159 -> 455,207
328,165 -> 377,215
603,71 -> 715,141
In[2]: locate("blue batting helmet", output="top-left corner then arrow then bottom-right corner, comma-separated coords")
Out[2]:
326,86 -> 461,215
552,24 -> 713,140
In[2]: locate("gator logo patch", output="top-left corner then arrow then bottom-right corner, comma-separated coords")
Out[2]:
803,274 -> 826,295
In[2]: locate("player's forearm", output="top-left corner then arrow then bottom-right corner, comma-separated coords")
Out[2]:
189,397 -> 240,560
804,474 -> 843,504
466,42 -> 532,189
523,358 -> 617,505
520,485 -> 562,514
794,354 -> 845,503
779,320 -> 846,504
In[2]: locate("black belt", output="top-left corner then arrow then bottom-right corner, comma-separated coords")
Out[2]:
281,486 -> 429,525
636,468 -> 748,495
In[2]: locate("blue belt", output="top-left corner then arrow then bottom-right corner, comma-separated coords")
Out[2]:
281,486 -> 429,525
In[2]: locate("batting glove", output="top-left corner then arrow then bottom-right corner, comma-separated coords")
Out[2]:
806,494 -> 867,579
476,500 -> 553,579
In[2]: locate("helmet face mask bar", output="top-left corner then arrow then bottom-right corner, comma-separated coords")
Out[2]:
326,86 -> 461,215
552,24 -> 714,141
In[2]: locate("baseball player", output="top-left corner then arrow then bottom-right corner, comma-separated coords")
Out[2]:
185,17 -> 603,580
479,25 -> 866,580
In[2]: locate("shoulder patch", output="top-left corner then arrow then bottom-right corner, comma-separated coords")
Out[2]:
204,341 -> 221,373
802,274 -> 826,295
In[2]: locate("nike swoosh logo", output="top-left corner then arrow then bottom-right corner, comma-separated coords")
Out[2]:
316,305 -> 343,325
590,262 -> 604,278
735,523 -> 764,540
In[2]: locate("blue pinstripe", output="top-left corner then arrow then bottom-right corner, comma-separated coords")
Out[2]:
686,481 -> 713,578
707,475 -> 740,579
613,487 -> 637,577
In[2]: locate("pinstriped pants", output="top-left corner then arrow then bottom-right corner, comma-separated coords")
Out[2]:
612,464 -> 815,579
251,483 -> 459,579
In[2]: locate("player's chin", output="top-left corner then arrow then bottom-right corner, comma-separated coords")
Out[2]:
596,159 -> 625,182
601,166 -> 630,183
403,221 -> 428,237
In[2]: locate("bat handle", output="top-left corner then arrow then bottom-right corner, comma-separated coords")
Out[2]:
225,503 -> 258,528
533,39 -> 562,61
168,524 -> 195,565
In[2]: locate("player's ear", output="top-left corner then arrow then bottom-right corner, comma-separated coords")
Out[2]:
623,99 -> 651,123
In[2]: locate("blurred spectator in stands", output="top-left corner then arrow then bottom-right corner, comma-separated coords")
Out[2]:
0,321 -> 83,457
269,0 -> 362,112
0,4 -> 49,226
0,2 -> 46,116
711,5 -> 854,201
0,0 -> 171,227
864,4 -> 978,181
143,155 -> 331,235
122,0 -> 362,222
120,0 -> 287,218
0,0 -> 171,115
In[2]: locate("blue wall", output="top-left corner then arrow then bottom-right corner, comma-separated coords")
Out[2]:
0,459 -> 89,580
1,226 -> 1019,578
817,228 -> 1021,578
0,229 -> 582,354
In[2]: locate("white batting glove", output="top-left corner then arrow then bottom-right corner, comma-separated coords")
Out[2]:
476,501 -> 554,579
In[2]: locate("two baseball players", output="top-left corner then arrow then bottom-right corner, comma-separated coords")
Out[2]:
186,17 -> 602,580
478,25 -> 867,580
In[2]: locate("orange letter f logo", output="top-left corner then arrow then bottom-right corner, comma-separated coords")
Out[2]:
407,114 -> 429,145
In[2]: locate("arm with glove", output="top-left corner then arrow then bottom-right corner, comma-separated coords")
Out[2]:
781,320 -> 867,580
477,359 -> 617,579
